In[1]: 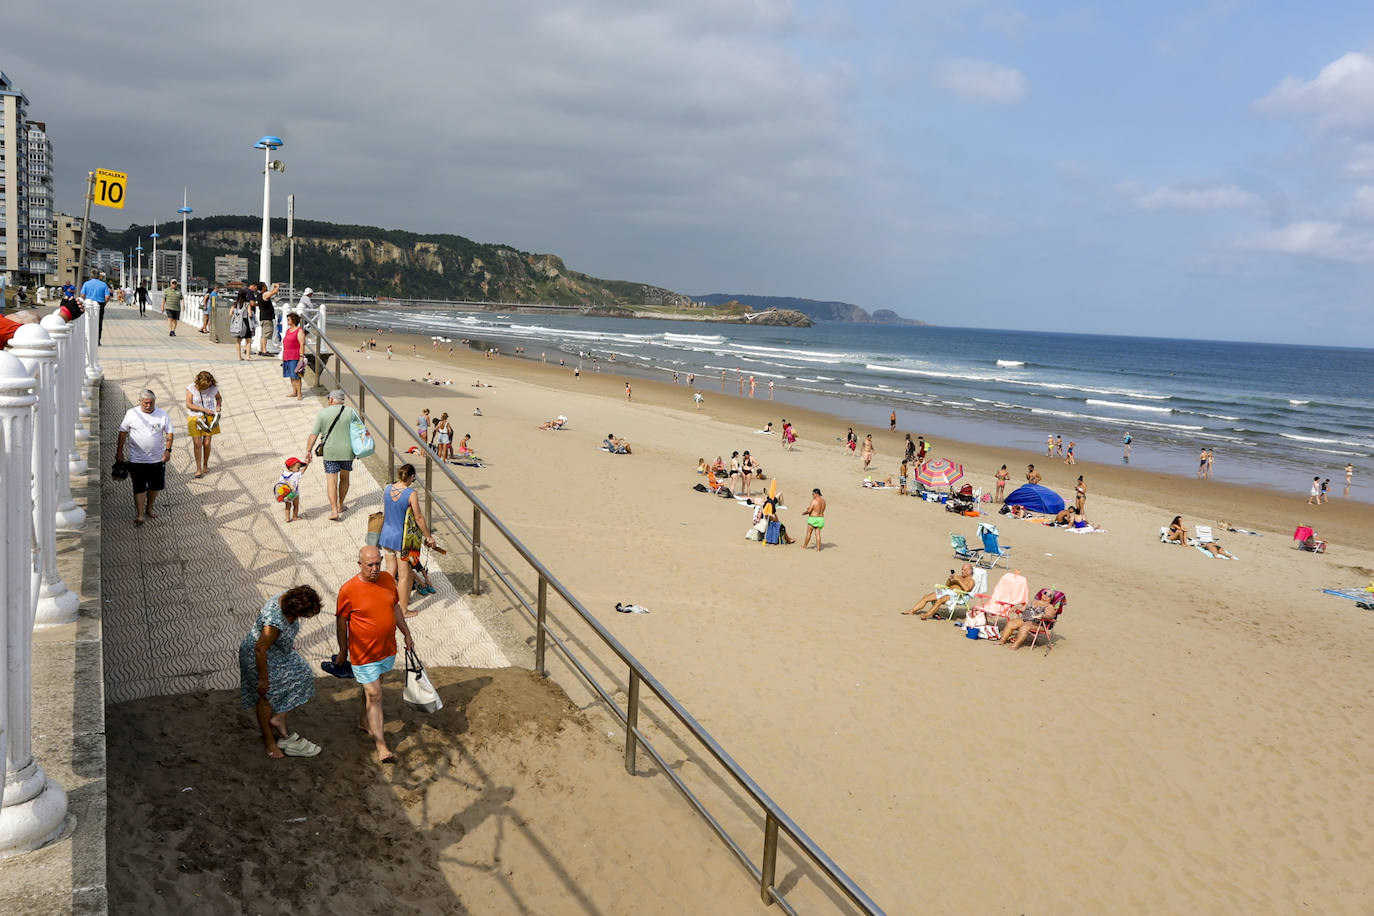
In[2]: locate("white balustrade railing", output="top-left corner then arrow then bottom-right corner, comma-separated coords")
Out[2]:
0,331 -> 71,857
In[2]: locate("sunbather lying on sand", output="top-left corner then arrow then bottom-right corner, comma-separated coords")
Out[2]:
1198,539 -> 1235,559
538,416 -> 568,430
862,477 -> 897,489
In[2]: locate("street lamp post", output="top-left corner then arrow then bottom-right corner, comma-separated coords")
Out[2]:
150,224 -> 160,295
135,243 -> 143,289
178,190 -> 192,292
254,135 -> 284,285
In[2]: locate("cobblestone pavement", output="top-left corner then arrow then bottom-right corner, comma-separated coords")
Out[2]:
97,305 -> 509,704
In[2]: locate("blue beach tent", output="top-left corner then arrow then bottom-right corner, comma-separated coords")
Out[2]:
1003,483 -> 1065,515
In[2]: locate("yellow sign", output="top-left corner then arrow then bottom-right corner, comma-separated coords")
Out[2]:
94,168 -> 127,209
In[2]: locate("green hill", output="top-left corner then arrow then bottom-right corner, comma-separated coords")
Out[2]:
98,216 -> 692,308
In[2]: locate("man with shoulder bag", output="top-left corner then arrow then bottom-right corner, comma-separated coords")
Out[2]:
303,389 -> 362,521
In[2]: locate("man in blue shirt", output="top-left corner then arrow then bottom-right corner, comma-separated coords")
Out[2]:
79,271 -> 112,343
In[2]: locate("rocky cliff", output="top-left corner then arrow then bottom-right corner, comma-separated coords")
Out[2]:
101,216 -> 694,309
695,293 -> 925,325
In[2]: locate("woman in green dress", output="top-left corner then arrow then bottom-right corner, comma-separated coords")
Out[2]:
239,585 -> 324,758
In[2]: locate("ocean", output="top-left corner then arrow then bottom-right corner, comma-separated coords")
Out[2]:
345,308 -> 1374,503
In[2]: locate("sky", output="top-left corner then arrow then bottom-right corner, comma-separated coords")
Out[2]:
7,0 -> 1374,345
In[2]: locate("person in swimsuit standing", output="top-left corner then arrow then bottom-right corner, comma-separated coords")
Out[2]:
1074,475 -> 1086,512
802,488 -> 826,552
861,434 -> 875,470
995,464 -> 1010,502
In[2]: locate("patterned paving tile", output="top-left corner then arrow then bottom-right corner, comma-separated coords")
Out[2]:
98,309 -> 509,703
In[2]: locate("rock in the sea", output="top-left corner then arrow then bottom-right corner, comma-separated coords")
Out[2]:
747,309 -> 813,327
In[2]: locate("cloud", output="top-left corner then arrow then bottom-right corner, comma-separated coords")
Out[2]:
934,59 -> 1028,103
1349,186 -> 1374,221
1235,220 -> 1374,262
1121,182 -> 1260,212
1253,51 -> 1374,132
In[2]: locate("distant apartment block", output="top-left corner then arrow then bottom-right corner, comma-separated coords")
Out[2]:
93,248 -> 123,274
47,212 -> 88,287
215,254 -> 249,285
154,249 -> 186,284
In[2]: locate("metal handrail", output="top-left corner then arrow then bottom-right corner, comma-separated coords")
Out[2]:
303,317 -> 885,915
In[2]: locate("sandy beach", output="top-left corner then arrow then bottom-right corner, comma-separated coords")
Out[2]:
310,323 -> 1374,913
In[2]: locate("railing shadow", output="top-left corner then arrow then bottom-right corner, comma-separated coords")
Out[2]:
304,317 -> 885,915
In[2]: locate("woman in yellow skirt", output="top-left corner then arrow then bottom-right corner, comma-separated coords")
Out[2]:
185,370 -> 223,478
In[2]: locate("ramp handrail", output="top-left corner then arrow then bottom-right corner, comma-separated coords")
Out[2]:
303,317 -> 885,916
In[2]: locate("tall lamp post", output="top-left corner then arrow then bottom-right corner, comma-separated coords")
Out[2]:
177,189 -> 192,291
254,135 -> 284,284
135,242 -> 143,288
149,224 -> 160,294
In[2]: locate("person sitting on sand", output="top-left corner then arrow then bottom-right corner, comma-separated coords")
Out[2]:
998,589 -> 1065,649
711,456 -> 726,474
538,415 -> 568,430
455,434 -> 473,457
697,458 -> 708,475
1164,516 -> 1187,544
604,433 -> 631,454
904,563 -> 977,618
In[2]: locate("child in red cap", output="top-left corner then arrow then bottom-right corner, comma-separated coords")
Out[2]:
275,457 -> 307,522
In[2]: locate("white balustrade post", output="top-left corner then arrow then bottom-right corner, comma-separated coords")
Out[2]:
10,326 -> 80,627
318,302 -> 327,337
69,316 -> 91,452
66,317 -> 90,471
42,316 -> 87,532
0,350 -> 69,857
83,297 -> 102,388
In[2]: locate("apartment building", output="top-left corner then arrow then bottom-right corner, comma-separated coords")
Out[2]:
0,71 -> 55,287
49,212 -> 86,287
154,248 -> 186,283
1,71 -> 30,287
214,254 -> 249,285
25,120 -> 53,278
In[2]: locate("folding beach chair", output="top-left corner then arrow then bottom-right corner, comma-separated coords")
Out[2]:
949,532 -> 983,565
971,570 -> 1029,633
937,566 -> 988,621
1020,588 -> 1067,655
974,523 -> 1013,569
1292,526 -> 1327,553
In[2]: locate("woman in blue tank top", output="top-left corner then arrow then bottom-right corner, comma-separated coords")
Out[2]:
378,463 -> 436,617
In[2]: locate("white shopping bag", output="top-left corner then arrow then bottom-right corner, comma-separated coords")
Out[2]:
403,648 -> 443,713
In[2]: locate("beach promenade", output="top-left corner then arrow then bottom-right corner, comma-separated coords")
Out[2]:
94,310 -> 509,702
1,305 -> 760,915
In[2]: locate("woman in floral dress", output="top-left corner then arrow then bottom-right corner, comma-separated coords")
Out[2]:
239,585 -> 323,758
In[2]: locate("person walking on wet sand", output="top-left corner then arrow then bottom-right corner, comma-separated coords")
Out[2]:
625,381 -> 632,401
890,410 -> 897,432
802,488 -> 826,551
335,546 -> 416,764
1308,476 -> 1321,505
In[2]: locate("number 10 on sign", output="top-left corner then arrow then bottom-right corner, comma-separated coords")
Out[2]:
94,168 -> 127,209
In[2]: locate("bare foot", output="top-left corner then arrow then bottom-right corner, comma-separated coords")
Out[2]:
328,515 -> 341,522
267,744 -> 284,758
133,516 -> 145,526
403,610 -> 420,619
901,609 -> 920,616
146,510 -> 160,519
378,750 -> 397,764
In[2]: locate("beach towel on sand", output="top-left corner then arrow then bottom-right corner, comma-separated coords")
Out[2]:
1321,588 -> 1374,609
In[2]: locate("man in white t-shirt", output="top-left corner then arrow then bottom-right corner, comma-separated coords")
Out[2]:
115,388 -> 174,525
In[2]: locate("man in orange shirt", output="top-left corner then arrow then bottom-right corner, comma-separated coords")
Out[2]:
335,545 -> 415,764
